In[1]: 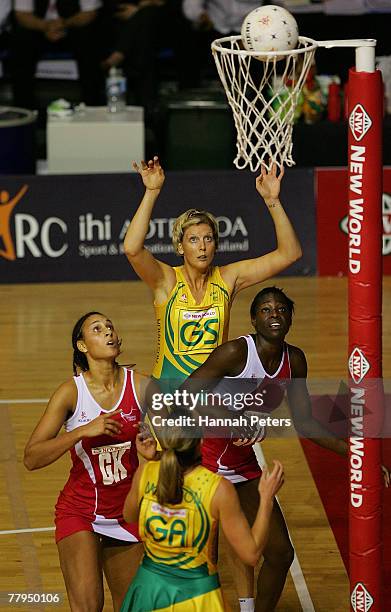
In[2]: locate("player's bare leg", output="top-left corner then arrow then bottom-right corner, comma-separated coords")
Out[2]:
57,531 -> 104,612
236,478 -> 294,611
102,541 -> 143,611
224,533 -> 254,604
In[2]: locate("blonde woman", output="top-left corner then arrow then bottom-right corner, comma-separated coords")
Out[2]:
125,156 -> 301,389
121,429 -> 284,612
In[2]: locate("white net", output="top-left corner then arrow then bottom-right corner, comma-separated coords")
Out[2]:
211,36 -> 318,172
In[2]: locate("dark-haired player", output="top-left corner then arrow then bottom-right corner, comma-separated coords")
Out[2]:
183,287 -> 349,612
24,312 -> 157,612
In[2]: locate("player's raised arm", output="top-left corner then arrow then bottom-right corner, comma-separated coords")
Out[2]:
124,156 -> 175,296
221,164 -> 302,296
212,460 -> 284,566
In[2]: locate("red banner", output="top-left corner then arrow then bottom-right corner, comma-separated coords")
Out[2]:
316,167 -> 391,276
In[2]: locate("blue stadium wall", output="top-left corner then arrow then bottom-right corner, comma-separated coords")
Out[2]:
0,168 -> 316,282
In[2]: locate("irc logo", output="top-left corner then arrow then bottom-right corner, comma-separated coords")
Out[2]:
351,582 -> 374,611
0,185 -> 28,260
0,184 -> 68,260
349,104 -> 372,142
349,347 -> 370,384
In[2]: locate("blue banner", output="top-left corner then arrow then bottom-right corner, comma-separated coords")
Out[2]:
0,169 -> 316,283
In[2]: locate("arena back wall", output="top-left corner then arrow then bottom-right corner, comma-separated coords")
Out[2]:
0,168 -> 389,282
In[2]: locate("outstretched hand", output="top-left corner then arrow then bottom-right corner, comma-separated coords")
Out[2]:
255,162 -> 284,202
132,156 -> 165,191
135,423 -> 157,460
258,460 -> 284,499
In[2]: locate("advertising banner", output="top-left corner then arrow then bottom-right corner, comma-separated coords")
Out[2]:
316,167 -> 391,276
0,169 -> 315,283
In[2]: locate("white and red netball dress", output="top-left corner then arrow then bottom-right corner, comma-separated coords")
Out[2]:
55,368 -> 143,543
202,335 -> 292,483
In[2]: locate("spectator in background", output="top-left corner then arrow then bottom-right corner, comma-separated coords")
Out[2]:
0,0 -> 11,102
0,0 -> 11,51
102,1 -> 191,114
183,0 -> 264,36
102,0 -> 166,115
11,0 -> 104,109
0,0 -> 11,34
182,0 -> 264,83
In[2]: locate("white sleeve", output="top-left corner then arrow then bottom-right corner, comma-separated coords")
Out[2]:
182,0 -> 205,22
13,0 -> 34,12
80,0 -> 102,11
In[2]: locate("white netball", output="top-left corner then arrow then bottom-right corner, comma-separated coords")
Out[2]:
241,5 -> 299,55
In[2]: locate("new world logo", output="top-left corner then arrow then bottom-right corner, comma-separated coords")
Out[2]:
340,193 -> 391,256
349,347 -> 370,384
351,582 -> 374,612
349,104 -> 372,142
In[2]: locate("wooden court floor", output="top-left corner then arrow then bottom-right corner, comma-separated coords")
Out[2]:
0,276 -> 390,611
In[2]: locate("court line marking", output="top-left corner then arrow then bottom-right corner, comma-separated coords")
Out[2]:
253,443 -> 315,612
290,553 -> 316,612
0,527 -> 55,535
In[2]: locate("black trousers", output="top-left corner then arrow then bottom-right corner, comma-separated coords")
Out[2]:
110,2 -> 197,110
11,21 -> 104,109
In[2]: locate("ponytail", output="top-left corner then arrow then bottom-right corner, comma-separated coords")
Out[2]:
157,448 -> 184,505
156,426 -> 201,506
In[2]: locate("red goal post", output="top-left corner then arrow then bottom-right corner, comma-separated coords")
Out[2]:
347,44 -> 383,612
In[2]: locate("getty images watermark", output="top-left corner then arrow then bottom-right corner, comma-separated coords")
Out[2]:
149,388 -> 292,435
151,388 -> 266,411
143,378 -> 391,439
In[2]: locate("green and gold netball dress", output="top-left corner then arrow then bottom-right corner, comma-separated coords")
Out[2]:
152,266 -> 231,390
120,461 -> 226,612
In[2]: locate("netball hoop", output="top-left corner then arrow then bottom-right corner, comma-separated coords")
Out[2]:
212,36 -> 379,172
211,35 -> 317,172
